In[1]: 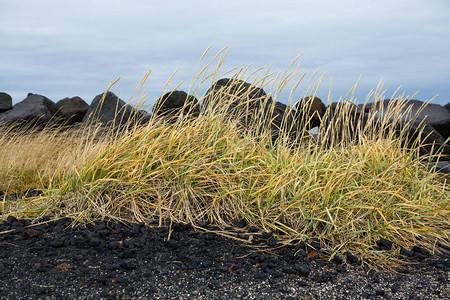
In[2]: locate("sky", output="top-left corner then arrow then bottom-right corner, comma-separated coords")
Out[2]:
1,0 -> 450,111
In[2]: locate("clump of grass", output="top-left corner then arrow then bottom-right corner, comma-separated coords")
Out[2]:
0,124 -> 103,192
1,49 -> 449,269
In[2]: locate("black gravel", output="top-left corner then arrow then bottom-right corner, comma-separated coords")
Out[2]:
0,189 -> 449,299
0,215 -> 448,300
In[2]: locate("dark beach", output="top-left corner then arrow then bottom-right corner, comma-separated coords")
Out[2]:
0,213 -> 448,300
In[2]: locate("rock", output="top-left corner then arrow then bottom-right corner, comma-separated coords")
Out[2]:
203,78 -> 269,112
294,96 -> 326,130
431,119 -> 450,141
444,102 -> 450,113
376,238 -> 393,250
390,117 -> 450,158
344,252 -> 360,265
55,96 -> 89,125
0,92 -> 13,113
324,100 -> 450,159
270,101 -> 300,140
138,109 -> 152,124
0,93 -> 57,127
424,161 -> 450,174
366,99 -> 450,140
202,78 -> 299,141
82,91 -> 149,128
321,101 -> 368,144
153,91 -> 200,121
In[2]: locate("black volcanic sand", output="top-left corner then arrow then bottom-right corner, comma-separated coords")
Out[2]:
0,196 -> 448,299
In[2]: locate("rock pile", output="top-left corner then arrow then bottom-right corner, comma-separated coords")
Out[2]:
1,81 -> 449,173
325,99 -> 450,160
0,93 -> 57,128
202,78 -> 324,141
0,91 -> 151,130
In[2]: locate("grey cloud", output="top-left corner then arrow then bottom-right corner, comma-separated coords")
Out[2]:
1,0 -> 449,108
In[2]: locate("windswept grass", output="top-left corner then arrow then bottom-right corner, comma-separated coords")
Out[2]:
1,49 -> 449,269
0,125 -> 105,192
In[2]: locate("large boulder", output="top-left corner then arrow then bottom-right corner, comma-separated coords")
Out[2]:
202,78 -> 299,141
203,78 -> 269,111
323,100 -> 450,159
445,102 -> 450,113
55,96 -> 89,125
390,118 -> 450,158
267,101 -> 299,141
0,93 -> 57,127
0,92 -> 12,113
153,91 -> 200,121
322,102 -> 368,142
294,96 -> 326,130
82,91 -> 149,128
364,99 -> 450,140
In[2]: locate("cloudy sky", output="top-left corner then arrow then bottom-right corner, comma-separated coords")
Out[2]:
1,0 -> 449,110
